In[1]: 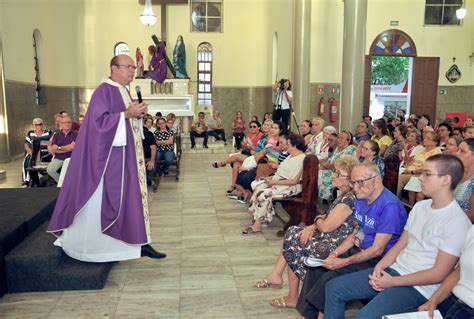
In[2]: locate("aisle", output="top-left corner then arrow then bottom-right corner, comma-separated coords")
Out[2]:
0,153 -> 301,318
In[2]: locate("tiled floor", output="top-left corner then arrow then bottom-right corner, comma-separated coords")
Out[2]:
0,153 -> 303,318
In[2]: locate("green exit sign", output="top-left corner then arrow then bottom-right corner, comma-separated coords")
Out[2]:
439,89 -> 448,95
390,21 -> 399,26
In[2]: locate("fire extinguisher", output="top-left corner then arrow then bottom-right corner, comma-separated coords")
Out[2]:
329,97 -> 337,122
318,97 -> 325,115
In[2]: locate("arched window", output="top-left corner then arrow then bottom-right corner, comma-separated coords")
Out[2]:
197,42 -> 213,105
369,29 -> 417,57
33,29 -> 42,105
114,42 -> 130,56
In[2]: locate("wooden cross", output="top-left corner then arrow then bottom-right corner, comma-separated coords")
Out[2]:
139,0 -> 188,41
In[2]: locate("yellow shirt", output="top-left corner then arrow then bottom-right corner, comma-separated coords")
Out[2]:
371,135 -> 392,148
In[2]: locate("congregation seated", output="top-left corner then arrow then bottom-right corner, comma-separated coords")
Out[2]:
371,120 -> 392,156
444,136 -> 463,155
305,117 -> 325,152
454,138 -> 474,222
397,131 -> 443,206
299,120 -> 313,145
353,120 -> 371,144
212,111 -> 473,317
154,117 -> 175,183
143,116 -> 157,185
166,112 -> 181,134
207,110 -> 227,145
212,119 -> 271,195
418,225 -> 474,319
358,140 -> 385,180
318,131 -> 356,201
306,125 -> 337,160
22,118 -> 53,186
324,154 -> 471,319
297,162 -> 407,318
242,133 -> 306,235
252,156 -> 359,309
384,124 -> 407,159
463,125 -> 474,139
231,111 -> 246,150
46,116 -> 78,183
233,132 -> 288,204
189,111 -> 208,149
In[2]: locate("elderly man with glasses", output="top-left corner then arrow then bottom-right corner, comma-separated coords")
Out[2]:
46,115 -> 78,182
47,54 -> 165,262
296,162 -> 407,319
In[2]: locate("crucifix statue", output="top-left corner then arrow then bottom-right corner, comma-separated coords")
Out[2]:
139,0 -> 188,41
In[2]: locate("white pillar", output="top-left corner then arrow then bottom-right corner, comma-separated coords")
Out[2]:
292,0 -> 311,128
340,0 -> 368,132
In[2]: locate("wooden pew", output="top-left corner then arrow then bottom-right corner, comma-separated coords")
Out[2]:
382,154 -> 400,195
273,154 -> 319,234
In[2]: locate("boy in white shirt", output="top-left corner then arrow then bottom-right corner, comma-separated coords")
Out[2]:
323,154 -> 471,319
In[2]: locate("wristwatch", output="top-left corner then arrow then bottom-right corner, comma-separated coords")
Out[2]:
58,146 -> 62,151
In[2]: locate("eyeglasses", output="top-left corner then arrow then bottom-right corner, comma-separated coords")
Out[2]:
333,170 -> 349,178
114,64 -> 137,70
250,125 -> 258,128
34,123 -> 43,126
420,171 -> 446,178
349,175 -> 377,188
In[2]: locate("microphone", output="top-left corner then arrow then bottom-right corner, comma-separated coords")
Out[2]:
136,85 -> 143,103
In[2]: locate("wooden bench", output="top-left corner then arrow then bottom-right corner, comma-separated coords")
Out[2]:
273,154 -> 319,235
382,154 -> 400,195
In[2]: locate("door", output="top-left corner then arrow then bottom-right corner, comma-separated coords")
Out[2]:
410,57 -> 440,122
363,55 -> 372,116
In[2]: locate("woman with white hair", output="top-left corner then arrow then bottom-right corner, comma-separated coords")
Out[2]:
306,125 -> 337,161
22,118 -> 52,186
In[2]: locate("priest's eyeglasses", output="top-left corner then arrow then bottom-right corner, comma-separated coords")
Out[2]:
349,175 -> 377,188
114,64 -> 137,70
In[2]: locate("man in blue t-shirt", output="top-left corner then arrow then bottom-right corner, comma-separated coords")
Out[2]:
296,162 -> 407,318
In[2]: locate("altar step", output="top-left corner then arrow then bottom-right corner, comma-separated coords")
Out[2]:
5,223 -> 114,293
180,134 -> 236,154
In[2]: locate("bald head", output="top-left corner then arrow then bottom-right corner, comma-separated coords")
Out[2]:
110,55 -> 136,85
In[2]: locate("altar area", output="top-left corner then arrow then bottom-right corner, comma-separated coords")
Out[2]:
130,78 -> 195,131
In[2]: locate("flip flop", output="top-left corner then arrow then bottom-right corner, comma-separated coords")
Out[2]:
270,297 -> 296,308
252,279 -> 283,289
242,226 -> 262,236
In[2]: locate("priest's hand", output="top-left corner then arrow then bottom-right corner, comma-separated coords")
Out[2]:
125,102 -> 147,119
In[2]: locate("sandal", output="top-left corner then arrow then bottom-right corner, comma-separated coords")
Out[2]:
212,161 -> 226,168
270,297 -> 296,309
252,279 -> 282,289
226,186 -> 236,195
242,226 -> 262,236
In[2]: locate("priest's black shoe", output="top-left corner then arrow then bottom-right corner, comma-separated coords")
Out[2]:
141,244 -> 166,259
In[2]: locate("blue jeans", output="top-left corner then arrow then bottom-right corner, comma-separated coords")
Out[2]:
440,293 -> 474,319
190,130 -> 208,147
145,157 -> 155,184
208,129 -> 226,142
156,150 -> 174,176
325,267 -> 427,319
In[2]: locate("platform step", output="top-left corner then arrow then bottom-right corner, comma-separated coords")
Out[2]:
5,223 -> 114,293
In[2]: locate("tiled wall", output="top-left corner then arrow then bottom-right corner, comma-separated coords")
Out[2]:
4,81 -> 83,160
437,86 -> 474,120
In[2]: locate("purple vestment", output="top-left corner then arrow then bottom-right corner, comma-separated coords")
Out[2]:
148,42 -> 167,83
47,82 -> 148,245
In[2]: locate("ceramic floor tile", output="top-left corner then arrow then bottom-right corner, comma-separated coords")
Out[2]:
179,288 -> 245,318
0,153 -> 305,318
115,290 -> 180,318
48,291 -> 120,318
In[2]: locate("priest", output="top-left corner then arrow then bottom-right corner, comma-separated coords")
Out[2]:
47,54 -> 165,262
